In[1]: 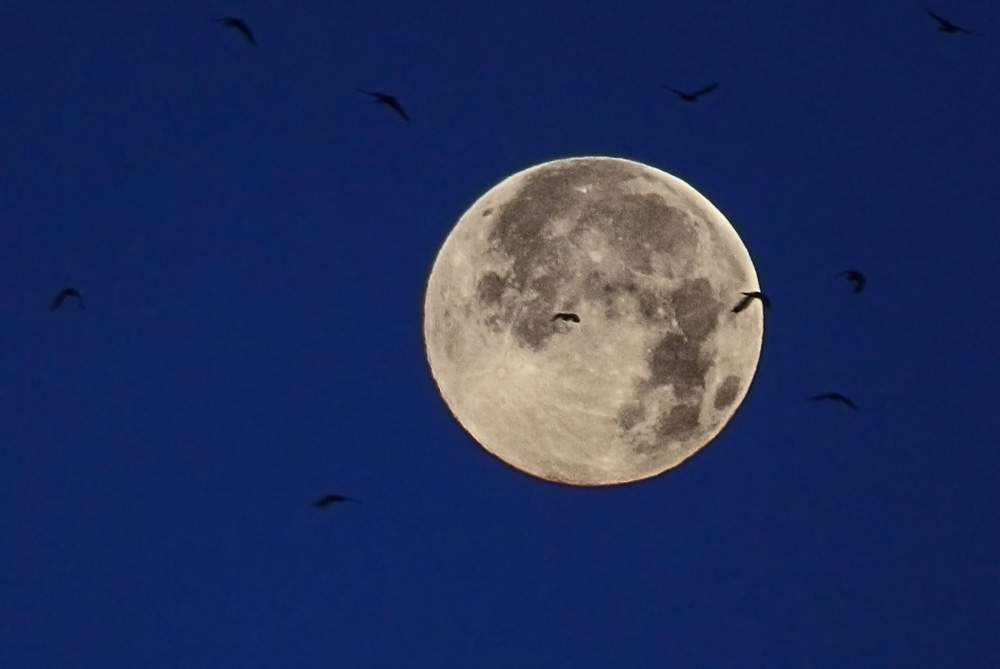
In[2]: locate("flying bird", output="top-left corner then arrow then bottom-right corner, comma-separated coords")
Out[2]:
50,288 -> 85,311
313,494 -> 360,508
359,90 -> 409,121
927,10 -> 977,35
840,269 -> 866,293
810,393 -> 858,410
731,291 -> 770,313
552,312 -> 581,323
664,82 -> 719,103
211,17 -> 257,45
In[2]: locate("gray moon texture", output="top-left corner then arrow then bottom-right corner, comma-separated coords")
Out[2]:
423,157 -> 763,486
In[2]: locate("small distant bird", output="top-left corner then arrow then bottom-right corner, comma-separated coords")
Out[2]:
731,291 -> 770,313
50,288 -> 85,311
927,10 -> 977,35
840,269 -> 866,293
552,312 -> 581,323
359,90 -> 409,121
313,494 -> 360,508
212,17 -> 257,46
810,393 -> 858,410
664,82 -> 719,103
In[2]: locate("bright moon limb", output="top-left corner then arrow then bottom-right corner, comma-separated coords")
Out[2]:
424,157 -> 763,486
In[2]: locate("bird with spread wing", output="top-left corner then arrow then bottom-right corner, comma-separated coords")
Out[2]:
731,291 -> 770,313
50,288 -> 85,311
212,17 -> 257,46
360,90 -> 410,121
664,82 -> 719,103
810,393 -> 858,410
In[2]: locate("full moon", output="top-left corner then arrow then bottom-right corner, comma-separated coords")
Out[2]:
424,157 -> 763,486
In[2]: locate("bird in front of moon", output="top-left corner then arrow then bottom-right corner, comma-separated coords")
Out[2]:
212,17 -> 257,46
51,287 -> 85,311
664,82 -> 719,103
731,291 -> 769,313
359,90 -> 409,121
424,157 -> 763,486
810,393 -> 857,410
313,494 -> 360,508
552,313 -> 581,323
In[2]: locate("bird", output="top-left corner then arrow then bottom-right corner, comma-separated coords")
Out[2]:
551,312 -> 581,323
810,393 -> 858,410
664,82 -> 719,103
50,288 -> 85,311
211,17 -> 257,46
840,269 -> 866,293
927,10 -> 977,35
731,291 -> 769,313
313,494 -> 360,508
359,90 -> 409,121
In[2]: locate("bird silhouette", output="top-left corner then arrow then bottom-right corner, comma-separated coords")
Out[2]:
50,288 -> 85,311
731,291 -> 770,313
664,82 -> 719,103
927,10 -> 977,35
840,269 -> 866,293
551,312 -> 581,323
359,90 -> 409,120
810,393 -> 858,410
313,494 -> 360,508
211,17 -> 257,45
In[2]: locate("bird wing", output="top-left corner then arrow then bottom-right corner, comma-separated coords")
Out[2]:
50,293 -> 65,310
731,295 -> 752,313
692,82 -> 719,98
212,18 -> 256,45
237,22 -> 257,45
927,10 -> 949,27
829,394 -> 857,409
388,99 -> 409,120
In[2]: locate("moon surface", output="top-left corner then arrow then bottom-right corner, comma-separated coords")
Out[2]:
423,157 -> 763,486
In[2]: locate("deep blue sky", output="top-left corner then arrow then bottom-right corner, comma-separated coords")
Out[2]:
2,1 -> 998,666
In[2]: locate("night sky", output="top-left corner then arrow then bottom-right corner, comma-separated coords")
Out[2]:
2,2 -> 998,667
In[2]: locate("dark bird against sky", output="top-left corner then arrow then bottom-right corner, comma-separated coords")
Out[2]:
927,10 -> 977,36
313,494 -> 360,508
50,288 -> 84,311
664,82 -> 719,103
551,312 -> 581,323
211,17 -> 257,45
731,291 -> 769,313
810,393 -> 858,410
359,90 -> 409,121
841,269 -> 866,293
